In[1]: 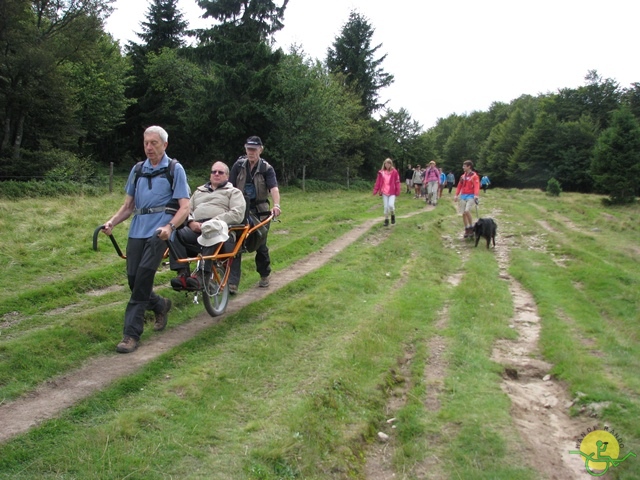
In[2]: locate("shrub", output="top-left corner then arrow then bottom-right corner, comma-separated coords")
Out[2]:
546,178 -> 562,197
44,150 -> 98,184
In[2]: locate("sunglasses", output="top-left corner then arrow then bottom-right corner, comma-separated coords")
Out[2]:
211,170 -> 227,175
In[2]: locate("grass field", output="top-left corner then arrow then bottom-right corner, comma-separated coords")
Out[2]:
0,187 -> 638,479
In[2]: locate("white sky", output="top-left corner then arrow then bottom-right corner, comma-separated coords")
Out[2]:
105,0 -> 640,130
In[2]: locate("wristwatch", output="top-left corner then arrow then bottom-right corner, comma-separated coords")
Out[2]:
169,223 -> 176,231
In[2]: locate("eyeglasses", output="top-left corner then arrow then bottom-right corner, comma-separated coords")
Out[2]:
211,170 -> 227,175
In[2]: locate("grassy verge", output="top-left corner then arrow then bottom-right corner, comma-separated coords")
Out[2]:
0,188 -> 638,479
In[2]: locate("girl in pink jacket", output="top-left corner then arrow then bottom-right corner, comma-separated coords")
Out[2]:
373,158 -> 401,226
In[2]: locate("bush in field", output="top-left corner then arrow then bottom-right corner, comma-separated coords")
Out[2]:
546,177 -> 562,196
44,150 -> 98,184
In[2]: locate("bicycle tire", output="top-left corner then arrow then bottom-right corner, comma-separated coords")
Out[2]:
203,263 -> 229,317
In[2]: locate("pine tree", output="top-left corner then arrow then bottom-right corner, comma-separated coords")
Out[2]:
121,0 -> 189,157
133,0 -> 188,53
190,0 -> 289,157
591,106 -> 640,204
326,11 -> 394,116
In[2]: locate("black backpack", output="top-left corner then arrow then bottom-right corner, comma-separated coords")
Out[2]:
133,158 -> 180,214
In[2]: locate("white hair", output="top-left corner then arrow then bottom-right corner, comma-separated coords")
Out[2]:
144,125 -> 168,142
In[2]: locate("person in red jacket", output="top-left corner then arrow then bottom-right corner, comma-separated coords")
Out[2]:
373,158 -> 401,226
454,160 -> 480,238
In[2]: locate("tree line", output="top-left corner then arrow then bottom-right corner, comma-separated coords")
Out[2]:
1,0 -> 639,202
421,71 -> 640,203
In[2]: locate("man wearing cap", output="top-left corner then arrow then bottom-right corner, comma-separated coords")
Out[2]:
229,136 -> 281,292
169,161 -> 245,289
102,126 -> 190,354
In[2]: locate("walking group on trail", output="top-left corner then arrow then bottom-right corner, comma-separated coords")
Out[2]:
103,126 -> 489,354
102,127 -> 280,354
376,158 -> 488,239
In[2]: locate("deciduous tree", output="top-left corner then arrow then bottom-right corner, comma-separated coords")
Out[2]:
267,50 -> 366,186
1,0 -> 113,174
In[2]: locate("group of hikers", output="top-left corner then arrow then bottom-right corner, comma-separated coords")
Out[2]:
104,128 -> 493,355
373,157 -> 491,239
403,162 -> 458,205
102,126 -> 280,354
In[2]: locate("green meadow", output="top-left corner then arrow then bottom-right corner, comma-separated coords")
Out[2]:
0,188 -> 638,479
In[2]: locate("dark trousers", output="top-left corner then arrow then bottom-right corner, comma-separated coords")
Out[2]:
229,220 -> 271,286
124,236 -> 167,340
169,227 -> 235,273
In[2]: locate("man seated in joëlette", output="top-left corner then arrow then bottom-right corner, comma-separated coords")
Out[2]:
168,161 -> 245,290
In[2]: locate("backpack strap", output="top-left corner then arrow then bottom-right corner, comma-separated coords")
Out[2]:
132,158 -> 181,215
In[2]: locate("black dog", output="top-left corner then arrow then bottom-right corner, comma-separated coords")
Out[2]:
473,218 -> 497,249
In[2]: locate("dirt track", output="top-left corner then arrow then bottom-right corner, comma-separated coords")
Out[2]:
0,209 -> 589,479
0,217 -> 382,443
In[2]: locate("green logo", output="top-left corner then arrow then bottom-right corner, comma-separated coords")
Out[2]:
569,426 -> 636,476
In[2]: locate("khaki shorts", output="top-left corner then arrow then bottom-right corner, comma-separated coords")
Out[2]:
458,197 -> 476,213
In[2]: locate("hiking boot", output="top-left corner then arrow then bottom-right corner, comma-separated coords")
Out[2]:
116,336 -> 139,353
170,274 -> 188,291
153,298 -> 171,331
391,214 -> 395,225
259,276 -> 270,288
384,218 -> 389,227
229,284 -> 238,295
185,275 -> 203,290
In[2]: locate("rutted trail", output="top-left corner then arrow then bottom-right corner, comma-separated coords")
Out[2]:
0,212 -> 430,444
0,219 -> 371,442
491,213 -> 585,479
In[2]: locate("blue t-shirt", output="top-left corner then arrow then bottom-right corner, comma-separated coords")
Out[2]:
124,155 -> 190,239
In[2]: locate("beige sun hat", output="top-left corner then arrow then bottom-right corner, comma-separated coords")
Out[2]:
197,219 -> 229,247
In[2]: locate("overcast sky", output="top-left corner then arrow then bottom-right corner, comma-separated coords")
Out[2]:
105,0 -> 640,130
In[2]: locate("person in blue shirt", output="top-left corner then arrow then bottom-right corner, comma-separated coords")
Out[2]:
102,126 -> 190,353
481,175 -> 491,192
446,172 -> 455,193
438,169 -> 447,199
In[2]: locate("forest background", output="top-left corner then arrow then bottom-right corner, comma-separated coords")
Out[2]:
1,0 -> 639,202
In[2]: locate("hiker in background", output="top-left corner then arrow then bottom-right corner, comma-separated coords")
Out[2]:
424,160 -> 440,206
481,175 -> 491,192
454,160 -> 480,238
412,165 -> 424,198
404,164 -> 414,193
373,158 -> 401,226
102,126 -> 190,353
446,171 -> 456,194
229,136 -> 281,294
438,168 -> 446,199
168,161 -> 245,290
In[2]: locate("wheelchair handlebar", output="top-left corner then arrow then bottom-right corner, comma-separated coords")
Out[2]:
93,212 -> 276,262
92,225 -> 125,258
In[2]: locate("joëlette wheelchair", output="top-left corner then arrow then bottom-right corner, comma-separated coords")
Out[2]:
93,212 -> 274,317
